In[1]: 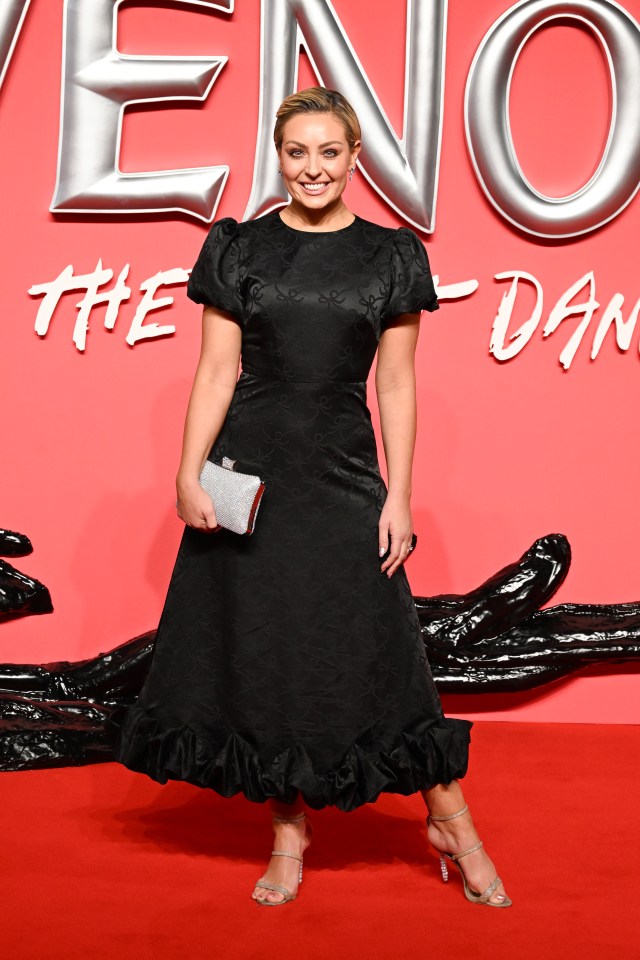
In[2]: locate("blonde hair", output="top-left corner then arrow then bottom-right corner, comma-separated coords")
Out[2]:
274,86 -> 361,153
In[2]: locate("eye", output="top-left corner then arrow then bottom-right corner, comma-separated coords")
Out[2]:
286,148 -> 339,158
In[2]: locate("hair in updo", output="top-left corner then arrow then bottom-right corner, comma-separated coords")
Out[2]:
274,86 -> 361,152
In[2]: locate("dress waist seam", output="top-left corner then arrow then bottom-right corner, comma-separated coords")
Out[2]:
240,370 -> 366,384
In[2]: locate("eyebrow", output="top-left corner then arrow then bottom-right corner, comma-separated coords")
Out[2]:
284,140 -> 343,148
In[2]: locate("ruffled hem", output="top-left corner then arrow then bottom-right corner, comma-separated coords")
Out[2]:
105,704 -> 472,812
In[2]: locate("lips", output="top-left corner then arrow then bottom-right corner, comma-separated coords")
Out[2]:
300,182 -> 330,194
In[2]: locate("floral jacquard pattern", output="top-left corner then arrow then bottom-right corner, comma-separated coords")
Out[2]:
106,210 -> 471,812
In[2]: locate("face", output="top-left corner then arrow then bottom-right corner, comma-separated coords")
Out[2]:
278,112 -> 360,212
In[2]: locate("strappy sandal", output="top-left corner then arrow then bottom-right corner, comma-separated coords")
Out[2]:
253,812 -> 311,906
426,804 -> 512,908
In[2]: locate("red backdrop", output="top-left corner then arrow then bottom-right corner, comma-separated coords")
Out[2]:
2,0 -> 638,722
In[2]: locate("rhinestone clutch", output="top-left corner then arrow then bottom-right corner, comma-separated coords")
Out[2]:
198,456 -> 266,535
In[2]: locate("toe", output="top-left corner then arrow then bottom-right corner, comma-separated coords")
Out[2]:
490,882 -> 510,904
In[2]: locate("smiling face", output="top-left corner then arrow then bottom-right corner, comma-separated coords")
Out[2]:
278,112 -> 360,217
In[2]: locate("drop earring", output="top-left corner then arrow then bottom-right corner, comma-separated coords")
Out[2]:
348,167 -> 354,181
278,169 -> 283,176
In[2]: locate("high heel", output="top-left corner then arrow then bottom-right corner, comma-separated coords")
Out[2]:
253,812 -> 312,906
426,804 -> 512,908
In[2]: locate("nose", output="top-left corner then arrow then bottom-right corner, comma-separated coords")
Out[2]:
305,155 -> 323,178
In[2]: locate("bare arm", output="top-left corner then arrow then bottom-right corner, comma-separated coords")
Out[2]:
175,305 -> 243,530
375,312 -> 420,576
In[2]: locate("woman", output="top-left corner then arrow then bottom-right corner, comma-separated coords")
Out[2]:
107,87 -> 511,908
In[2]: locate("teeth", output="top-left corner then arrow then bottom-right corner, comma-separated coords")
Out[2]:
302,183 -> 329,192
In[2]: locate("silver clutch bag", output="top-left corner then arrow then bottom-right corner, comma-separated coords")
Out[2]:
198,456 -> 266,535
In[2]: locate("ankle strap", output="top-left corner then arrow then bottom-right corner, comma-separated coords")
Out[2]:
272,813 -> 306,823
450,840 -> 483,861
427,803 -> 469,822
271,849 -> 303,861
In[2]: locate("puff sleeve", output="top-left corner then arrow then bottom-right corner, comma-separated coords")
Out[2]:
186,217 -> 244,325
381,227 -> 439,328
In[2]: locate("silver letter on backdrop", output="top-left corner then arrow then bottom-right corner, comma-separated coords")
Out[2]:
0,0 -> 30,92
51,0 -> 233,220
465,0 -> 640,238
245,0 -> 446,232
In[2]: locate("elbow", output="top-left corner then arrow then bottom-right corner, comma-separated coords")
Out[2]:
196,358 -> 241,393
375,366 -> 416,395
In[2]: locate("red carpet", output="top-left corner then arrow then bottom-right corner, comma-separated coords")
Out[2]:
3,721 -> 637,960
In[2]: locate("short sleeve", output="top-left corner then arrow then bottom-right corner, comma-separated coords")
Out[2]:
186,217 -> 244,324
381,227 -> 439,327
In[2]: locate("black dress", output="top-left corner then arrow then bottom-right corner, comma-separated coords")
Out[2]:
106,209 -> 472,812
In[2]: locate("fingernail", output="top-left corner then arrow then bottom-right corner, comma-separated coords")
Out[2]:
379,547 -> 385,557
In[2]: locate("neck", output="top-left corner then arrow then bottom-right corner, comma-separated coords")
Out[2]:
281,199 -> 352,230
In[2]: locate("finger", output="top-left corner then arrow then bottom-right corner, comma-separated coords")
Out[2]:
385,537 -> 412,577
378,525 -> 390,560
201,509 -> 222,532
185,513 -> 211,531
380,530 -> 403,572
204,511 -> 218,530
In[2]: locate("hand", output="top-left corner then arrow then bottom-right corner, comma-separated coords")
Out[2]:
176,481 -> 221,532
378,495 -> 414,577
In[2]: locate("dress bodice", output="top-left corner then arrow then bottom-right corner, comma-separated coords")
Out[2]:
186,208 -> 439,383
